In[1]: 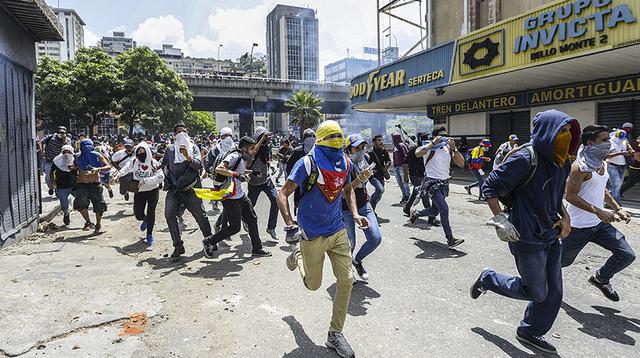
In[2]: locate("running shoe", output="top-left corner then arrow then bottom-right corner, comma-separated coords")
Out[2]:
589,275 -> 620,302
63,214 -> 70,226
108,190 -> 114,198
447,237 -> 465,248
124,192 -> 130,201
140,220 -> 148,232
516,329 -> 557,355
252,249 -> 272,257
409,208 -> 418,224
464,185 -> 472,195
266,228 -> 278,241
202,238 -> 218,259
82,221 -> 95,231
353,260 -> 369,281
286,248 -> 300,271
94,224 -> 102,234
470,271 -> 486,299
170,246 -> 185,258
326,331 -> 355,358
145,235 -> 154,246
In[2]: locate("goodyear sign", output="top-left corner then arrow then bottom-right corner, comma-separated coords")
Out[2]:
427,74 -> 640,116
350,42 -> 454,105
453,0 -> 640,83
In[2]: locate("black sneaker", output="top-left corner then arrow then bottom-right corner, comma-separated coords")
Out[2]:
326,331 -> 355,358
202,238 -> 218,259
447,237 -> 465,248
516,329 -> 557,355
464,185 -> 472,195
63,214 -> 70,226
170,246 -> 185,258
353,260 -> 369,281
470,271 -> 486,299
124,192 -> 130,201
48,188 -> 54,195
428,217 -> 441,227
252,249 -> 272,257
589,275 -> 620,302
108,190 -> 114,198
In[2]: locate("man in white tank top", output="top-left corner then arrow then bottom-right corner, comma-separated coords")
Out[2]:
562,125 -> 635,302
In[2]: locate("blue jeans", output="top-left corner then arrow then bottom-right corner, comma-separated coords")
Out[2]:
248,179 -> 279,230
415,186 -> 453,238
44,161 -> 53,190
469,169 -> 485,197
369,177 -> 385,209
342,203 -> 382,263
562,222 -> 635,281
393,166 -> 410,199
480,240 -> 563,337
607,164 -> 626,205
56,187 -> 74,214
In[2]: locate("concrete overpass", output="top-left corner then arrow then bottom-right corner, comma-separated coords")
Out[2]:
181,74 -> 350,134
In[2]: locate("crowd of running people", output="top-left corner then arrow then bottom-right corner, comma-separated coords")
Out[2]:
39,110 -> 639,357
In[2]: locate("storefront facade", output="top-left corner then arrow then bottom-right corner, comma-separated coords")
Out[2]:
352,0 -> 640,150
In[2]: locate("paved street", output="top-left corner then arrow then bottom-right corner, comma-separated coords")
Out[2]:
1,177 -> 639,358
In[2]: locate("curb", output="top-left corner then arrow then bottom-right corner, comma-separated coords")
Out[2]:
39,203 -> 62,223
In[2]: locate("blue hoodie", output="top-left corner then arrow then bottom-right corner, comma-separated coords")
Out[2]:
482,110 -> 580,249
76,139 -> 101,172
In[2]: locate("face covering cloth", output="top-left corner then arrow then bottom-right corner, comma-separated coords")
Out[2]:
76,139 -> 101,172
578,142 -> 611,172
53,145 -> 75,172
174,132 -> 193,163
553,130 -> 572,166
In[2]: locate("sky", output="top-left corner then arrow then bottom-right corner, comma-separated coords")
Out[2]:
46,0 -> 423,76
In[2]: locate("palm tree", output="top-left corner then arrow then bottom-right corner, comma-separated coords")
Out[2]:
285,90 -> 323,137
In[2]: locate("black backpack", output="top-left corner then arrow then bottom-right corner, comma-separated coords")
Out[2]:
212,149 -> 242,188
497,144 -> 538,211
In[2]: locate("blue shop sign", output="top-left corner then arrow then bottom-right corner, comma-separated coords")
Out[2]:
350,41 -> 454,105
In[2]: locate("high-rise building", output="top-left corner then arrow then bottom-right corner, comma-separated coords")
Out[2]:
266,5 -> 319,81
35,8 -> 85,62
100,31 -> 136,57
324,57 -> 377,83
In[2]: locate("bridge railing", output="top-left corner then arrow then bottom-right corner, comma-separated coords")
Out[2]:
178,72 -> 349,88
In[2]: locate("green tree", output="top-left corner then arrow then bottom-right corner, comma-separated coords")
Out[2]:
285,90 -> 323,137
70,47 -> 122,136
35,57 -> 78,131
184,111 -> 217,134
117,47 -> 193,136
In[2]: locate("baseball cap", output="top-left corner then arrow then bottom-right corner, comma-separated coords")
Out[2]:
480,138 -> 492,147
56,126 -> 67,133
622,122 -> 633,129
346,133 -> 366,148
509,134 -> 519,141
219,127 -> 233,136
123,139 -> 134,147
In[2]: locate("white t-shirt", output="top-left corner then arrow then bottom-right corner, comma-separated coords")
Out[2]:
424,145 -> 451,180
606,139 -> 628,166
224,151 -> 246,200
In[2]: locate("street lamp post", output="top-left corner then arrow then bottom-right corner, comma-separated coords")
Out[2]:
249,42 -> 258,77
217,44 -> 223,60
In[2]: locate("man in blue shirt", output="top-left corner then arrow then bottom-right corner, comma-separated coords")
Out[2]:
276,120 -> 368,358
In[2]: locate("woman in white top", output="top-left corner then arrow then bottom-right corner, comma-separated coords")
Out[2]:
117,141 -> 164,245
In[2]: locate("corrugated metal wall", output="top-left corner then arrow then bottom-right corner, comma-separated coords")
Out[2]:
0,56 -> 39,242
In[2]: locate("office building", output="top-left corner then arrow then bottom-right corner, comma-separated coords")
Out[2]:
324,57 -> 377,83
214,112 -> 268,134
266,5 -> 319,80
35,8 -> 85,61
100,31 -> 136,56
155,44 -> 243,76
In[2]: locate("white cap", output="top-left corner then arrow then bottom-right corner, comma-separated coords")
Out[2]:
220,127 -> 233,136
622,122 -> 633,129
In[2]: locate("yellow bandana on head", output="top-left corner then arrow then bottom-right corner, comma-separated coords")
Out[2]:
316,120 -> 344,149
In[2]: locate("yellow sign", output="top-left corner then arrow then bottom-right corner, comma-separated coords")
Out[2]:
452,0 -> 640,83
350,69 -> 406,100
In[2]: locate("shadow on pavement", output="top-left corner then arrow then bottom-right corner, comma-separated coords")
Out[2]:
138,251 -> 205,277
409,237 -> 467,259
376,216 -> 391,224
111,240 -> 151,256
54,231 -> 100,243
402,220 -> 433,231
471,327 -> 557,358
180,251 -> 253,280
561,302 -> 640,346
282,316 -> 334,358
103,209 -> 130,221
326,282 -> 381,317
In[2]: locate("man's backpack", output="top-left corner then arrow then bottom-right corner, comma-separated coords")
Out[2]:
212,149 -> 242,188
497,143 -> 538,211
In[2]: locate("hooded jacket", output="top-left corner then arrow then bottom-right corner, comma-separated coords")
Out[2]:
482,110 -> 580,248
118,141 -> 164,192
392,133 -> 408,168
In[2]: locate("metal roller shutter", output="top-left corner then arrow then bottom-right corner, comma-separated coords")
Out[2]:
489,110 -> 531,157
597,101 -> 633,132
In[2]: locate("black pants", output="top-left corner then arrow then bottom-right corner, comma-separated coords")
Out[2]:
165,189 -> 213,249
134,188 -> 159,236
404,175 -> 430,214
209,195 -> 263,251
621,168 -> 640,195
